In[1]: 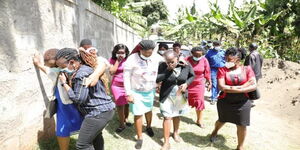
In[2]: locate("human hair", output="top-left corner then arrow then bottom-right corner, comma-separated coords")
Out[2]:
225,47 -> 247,60
213,40 -> 221,46
111,44 -> 129,60
79,39 -> 92,47
191,47 -> 205,53
44,48 -> 59,62
249,43 -> 258,50
55,48 -> 81,64
158,43 -> 169,50
139,40 -> 156,51
164,50 -> 179,58
173,42 -> 181,48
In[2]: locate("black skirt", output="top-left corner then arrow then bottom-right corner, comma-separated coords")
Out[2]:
217,93 -> 251,126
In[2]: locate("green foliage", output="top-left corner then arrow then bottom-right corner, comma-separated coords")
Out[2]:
142,1 -> 168,26
162,0 -> 300,62
92,0 -> 168,38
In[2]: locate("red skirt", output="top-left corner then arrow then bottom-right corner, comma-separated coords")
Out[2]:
188,80 -> 205,110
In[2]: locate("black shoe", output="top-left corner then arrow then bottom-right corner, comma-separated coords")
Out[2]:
125,122 -> 133,127
146,127 -> 154,137
135,139 -> 143,149
115,126 -> 126,133
210,135 -> 217,143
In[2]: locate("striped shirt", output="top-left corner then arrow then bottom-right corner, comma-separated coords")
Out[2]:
67,65 -> 115,118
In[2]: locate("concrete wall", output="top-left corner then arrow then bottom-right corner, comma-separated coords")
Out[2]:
0,0 -> 141,149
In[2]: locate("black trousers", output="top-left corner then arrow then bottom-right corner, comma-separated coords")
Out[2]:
76,110 -> 114,150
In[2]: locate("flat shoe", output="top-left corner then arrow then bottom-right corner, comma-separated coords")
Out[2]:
146,127 -> 154,137
125,122 -> 133,127
196,123 -> 205,128
115,126 -> 126,133
210,135 -> 217,143
135,139 -> 143,149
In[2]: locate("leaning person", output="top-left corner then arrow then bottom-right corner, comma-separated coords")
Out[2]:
56,48 -> 115,150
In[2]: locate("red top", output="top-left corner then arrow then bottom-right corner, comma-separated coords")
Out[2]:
186,56 -> 211,84
217,66 -> 255,99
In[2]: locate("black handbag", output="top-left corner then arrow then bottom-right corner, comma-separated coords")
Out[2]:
248,89 -> 260,100
44,98 -> 57,118
44,76 -> 59,118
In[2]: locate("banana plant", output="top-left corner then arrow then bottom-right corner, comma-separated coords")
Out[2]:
208,0 -> 283,47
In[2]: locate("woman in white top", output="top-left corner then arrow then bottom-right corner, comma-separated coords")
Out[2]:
123,40 -> 160,149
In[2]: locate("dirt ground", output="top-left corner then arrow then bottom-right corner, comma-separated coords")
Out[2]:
245,58 -> 300,149
37,59 -> 300,150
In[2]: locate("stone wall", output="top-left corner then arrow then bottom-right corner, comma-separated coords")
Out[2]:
0,0 -> 141,149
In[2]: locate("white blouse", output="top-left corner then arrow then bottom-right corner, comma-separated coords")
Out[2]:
123,53 -> 160,95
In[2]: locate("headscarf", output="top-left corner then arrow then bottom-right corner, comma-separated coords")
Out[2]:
130,40 -> 156,55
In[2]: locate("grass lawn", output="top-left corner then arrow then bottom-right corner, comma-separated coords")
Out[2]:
35,99 -> 257,150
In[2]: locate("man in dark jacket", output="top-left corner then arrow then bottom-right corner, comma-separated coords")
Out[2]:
244,43 -> 263,81
244,43 -> 263,107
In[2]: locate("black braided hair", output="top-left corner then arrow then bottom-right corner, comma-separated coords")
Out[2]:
225,47 -> 247,60
55,48 -> 81,63
238,47 -> 247,60
139,40 -> 156,51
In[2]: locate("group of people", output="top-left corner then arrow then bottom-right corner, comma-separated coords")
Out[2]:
32,38 -> 263,150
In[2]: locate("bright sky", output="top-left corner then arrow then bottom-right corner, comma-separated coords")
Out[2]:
163,0 -> 250,21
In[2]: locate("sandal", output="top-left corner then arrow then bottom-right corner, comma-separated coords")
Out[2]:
196,123 -> 205,128
135,139 -> 143,149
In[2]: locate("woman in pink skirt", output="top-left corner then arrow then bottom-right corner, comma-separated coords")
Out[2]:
109,44 -> 131,133
186,47 -> 212,128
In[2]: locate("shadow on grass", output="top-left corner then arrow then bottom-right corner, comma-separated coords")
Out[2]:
180,132 -> 233,150
38,136 -> 77,150
180,115 -> 196,125
147,126 -> 164,146
104,111 -> 136,142
105,111 -> 165,146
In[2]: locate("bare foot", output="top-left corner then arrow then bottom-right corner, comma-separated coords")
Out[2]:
173,134 -> 182,143
161,142 -> 170,150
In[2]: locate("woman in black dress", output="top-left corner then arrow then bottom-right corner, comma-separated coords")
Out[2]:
210,47 -> 257,150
